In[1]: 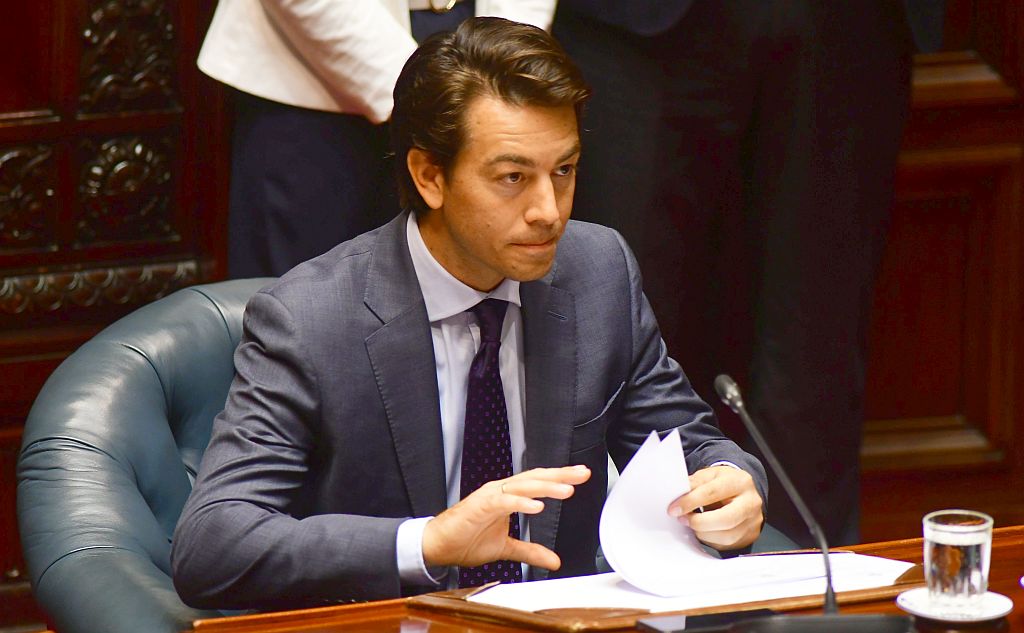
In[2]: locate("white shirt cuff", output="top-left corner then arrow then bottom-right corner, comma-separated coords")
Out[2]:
709,460 -> 742,470
397,517 -> 444,586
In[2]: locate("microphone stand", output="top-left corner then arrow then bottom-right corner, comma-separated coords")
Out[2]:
714,374 -> 913,633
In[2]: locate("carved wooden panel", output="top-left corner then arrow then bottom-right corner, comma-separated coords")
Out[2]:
0,2 -> 227,622
0,144 -> 56,251
76,134 -> 178,245
0,260 -> 198,315
79,0 -> 179,114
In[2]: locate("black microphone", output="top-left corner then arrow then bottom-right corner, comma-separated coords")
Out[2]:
713,374 -> 912,633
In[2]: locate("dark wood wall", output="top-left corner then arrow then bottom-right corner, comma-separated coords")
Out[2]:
860,0 -> 1024,540
0,0 -> 1021,628
0,1 -> 229,627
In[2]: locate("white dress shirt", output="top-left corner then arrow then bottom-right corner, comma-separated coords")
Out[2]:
393,215 -> 743,585
396,213 -> 527,585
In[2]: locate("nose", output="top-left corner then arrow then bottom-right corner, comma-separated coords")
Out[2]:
524,176 -> 561,227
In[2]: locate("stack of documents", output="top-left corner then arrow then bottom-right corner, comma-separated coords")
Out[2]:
470,431 -> 914,612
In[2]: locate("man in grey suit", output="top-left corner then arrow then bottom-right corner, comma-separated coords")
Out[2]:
172,17 -> 767,611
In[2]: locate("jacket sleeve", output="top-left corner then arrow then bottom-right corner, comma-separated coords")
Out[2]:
171,290 -> 404,609
258,0 -> 418,123
606,230 -> 769,507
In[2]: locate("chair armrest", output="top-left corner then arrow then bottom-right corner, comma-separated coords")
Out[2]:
35,548 -> 220,633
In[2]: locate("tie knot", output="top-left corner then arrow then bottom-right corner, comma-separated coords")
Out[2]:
471,298 -> 508,342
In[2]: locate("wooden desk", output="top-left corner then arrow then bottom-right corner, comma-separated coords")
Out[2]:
189,526 -> 1024,632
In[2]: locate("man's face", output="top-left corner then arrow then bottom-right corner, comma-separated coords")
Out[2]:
414,95 -> 580,292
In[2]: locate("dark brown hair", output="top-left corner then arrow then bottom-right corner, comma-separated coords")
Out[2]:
390,17 -> 591,214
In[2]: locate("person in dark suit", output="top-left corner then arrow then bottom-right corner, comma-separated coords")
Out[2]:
171,18 -> 767,610
553,0 -> 935,548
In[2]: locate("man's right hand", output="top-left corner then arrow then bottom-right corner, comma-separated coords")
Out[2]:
422,465 -> 591,571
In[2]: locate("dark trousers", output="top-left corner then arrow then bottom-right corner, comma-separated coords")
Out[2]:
226,3 -> 474,279
226,92 -> 397,278
555,1 -> 912,546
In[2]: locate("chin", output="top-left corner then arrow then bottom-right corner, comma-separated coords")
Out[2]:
507,262 -> 555,282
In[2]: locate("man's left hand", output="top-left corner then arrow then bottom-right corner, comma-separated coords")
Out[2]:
668,466 -> 764,550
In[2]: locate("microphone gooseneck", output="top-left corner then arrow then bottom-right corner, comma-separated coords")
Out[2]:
709,375 -> 913,632
713,374 -> 838,614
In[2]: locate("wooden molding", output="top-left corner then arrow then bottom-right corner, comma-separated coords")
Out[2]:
862,415 -> 1004,470
0,259 -> 198,314
864,144 -> 1022,472
912,51 -> 1018,108
0,143 -> 57,251
78,0 -> 179,114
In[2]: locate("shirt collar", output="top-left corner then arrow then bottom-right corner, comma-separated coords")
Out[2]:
406,213 -> 521,322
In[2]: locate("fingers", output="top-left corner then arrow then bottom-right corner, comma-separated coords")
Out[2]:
421,465 -> 591,568
688,490 -> 759,534
668,466 -> 765,550
470,465 -> 591,516
502,538 -> 562,571
670,466 -> 750,516
474,479 -> 570,516
510,464 -> 592,486
499,468 -> 588,501
688,497 -> 764,550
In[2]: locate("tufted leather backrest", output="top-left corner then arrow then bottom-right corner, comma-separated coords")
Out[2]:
17,279 -> 272,633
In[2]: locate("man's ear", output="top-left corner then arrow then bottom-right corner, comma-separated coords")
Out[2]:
407,148 -> 445,210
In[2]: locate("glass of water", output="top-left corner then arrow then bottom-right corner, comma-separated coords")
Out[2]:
923,509 -> 993,615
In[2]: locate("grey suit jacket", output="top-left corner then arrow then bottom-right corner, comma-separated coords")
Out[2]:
171,213 -> 767,610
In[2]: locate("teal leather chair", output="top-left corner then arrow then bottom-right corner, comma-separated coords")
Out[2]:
17,279 -> 272,633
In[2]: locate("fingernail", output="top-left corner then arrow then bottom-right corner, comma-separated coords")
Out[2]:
668,506 -> 682,517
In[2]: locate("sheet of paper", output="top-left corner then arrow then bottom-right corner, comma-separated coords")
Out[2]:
598,430 -> 715,596
469,554 -> 915,613
468,429 -> 915,611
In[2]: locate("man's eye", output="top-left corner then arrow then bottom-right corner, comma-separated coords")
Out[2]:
555,164 -> 576,176
503,173 -> 523,184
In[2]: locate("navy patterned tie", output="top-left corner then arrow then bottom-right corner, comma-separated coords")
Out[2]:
458,298 -> 523,587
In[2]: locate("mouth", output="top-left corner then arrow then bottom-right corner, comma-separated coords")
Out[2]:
513,236 -> 559,250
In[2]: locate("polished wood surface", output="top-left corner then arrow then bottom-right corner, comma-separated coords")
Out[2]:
187,526 -> 1024,632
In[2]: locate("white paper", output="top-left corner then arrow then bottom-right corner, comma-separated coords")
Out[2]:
470,554 -> 915,613
468,429 -> 915,611
598,430 -> 715,596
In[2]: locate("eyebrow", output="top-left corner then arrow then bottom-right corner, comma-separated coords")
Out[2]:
485,142 -> 582,169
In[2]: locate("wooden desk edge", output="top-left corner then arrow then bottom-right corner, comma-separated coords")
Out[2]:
190,526 -> 1024,632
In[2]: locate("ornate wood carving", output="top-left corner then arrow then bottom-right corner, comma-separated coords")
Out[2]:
77,135 -> 177,245
0,260 -> 198,314
0,3 -> 227,625
79,0 -> 177,114
0,145 -> 56,251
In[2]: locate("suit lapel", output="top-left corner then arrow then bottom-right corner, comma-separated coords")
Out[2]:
360,214 -> 580,553
363,214 -> 447,518
520,277 -> 577,579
